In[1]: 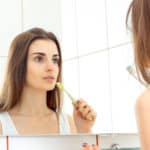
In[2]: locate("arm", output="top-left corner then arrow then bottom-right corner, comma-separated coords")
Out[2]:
67,114 -> 92,133
136,89 -> 150,150
73,99 -> 96,133
67,115 -> 77,133
68,99 -> 96,133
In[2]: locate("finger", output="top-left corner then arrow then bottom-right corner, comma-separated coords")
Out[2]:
80,106 -> 91,118
85,110 -> 97,121
92,144 -> 99,150
82,143 -> 92,150
74,99 -> 96,120
76,101 -> 88,112
82,143 -> 88,150
78,98 -> 86,103
82,143 -> 88,147
75,102 -> 96,120
74,99 -> 86,107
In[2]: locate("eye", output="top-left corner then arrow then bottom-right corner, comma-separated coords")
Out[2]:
52,58 -> 60,64
34,56 -> 44,62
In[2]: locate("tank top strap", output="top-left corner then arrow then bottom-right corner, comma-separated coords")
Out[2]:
0,112 -> 18,135
59,111 -> 71,134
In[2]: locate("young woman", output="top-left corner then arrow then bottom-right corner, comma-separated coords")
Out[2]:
0,28 -> 96,135
127,0 -> 150,149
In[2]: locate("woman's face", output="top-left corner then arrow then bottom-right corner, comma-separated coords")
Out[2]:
25,39 -> 60,91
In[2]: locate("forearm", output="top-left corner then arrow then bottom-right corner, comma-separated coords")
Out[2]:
76,127 -> 91,134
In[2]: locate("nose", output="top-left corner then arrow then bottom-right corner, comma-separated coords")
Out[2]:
45,60 -> 56,72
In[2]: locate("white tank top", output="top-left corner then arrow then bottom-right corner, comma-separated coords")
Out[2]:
0,111 -> 71,135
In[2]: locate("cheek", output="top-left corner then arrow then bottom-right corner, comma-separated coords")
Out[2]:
55,66 -> 60,78
56,66 -> 59,74
26,64 -> 40,83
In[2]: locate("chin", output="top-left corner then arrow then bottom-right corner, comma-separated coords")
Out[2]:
45,85 -> 56,91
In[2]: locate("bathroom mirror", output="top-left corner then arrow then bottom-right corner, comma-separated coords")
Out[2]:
0,0 -> 144,137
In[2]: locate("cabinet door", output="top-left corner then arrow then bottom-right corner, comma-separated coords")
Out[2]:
61,0 -> 107,59
79,51 -> 112,133
61,0 -> 110,133
106,0 -> 132,47
107,0 -> 142,133
23,0 -> 61,40
76,0 -> 107,56
0,0 -> 22,89
0,0 -> 22,56
61,0 -> 108,134
60,0 -> 78,60
62,59 -> 79,115
109,44 -> 144,133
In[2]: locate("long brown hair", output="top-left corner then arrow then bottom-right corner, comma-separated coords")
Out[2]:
126,0 -> 150,84
0,27 -> 62,112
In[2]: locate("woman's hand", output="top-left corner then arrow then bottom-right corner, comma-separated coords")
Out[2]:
82,143 -> 100,150
73,99 -> 96,133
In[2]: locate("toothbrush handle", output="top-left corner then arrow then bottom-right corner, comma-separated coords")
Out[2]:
63,88 -> 76,104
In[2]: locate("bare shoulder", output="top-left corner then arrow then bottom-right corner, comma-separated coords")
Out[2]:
136,88 -> 150,112
135,88 -> 150,149
0,121 -> 2,135
67,114 -> 77,133
135,88 -> 150,126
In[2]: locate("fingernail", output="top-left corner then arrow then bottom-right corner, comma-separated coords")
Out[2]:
83,105 -> 87,109
76,100 -> 80,104
76,106 -> 79,110
82,143 -> 88,147
79,108 -> 84,113
86,116 -> 92,121
72,101 -> 77,105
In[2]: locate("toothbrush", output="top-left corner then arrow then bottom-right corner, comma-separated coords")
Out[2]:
126,65 -> 149,87
56,82 -> 95,121
56,82 -> 76,105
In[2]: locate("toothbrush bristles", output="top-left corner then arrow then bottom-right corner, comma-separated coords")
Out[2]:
126,65 -> 148,87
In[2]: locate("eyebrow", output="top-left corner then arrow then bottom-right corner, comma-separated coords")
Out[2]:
31,52 -> 59,57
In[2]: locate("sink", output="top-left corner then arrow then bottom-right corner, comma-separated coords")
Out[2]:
102,148 -> 140,150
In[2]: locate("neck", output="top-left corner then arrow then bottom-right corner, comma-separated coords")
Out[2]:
11,86 -> 51,116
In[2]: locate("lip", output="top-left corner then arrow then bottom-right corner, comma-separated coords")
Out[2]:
43,76 -> 55,79
43,76 -> 56,82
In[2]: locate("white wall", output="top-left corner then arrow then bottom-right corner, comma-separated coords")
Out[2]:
22,0 -> 61,39
0,0 -> 22,89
